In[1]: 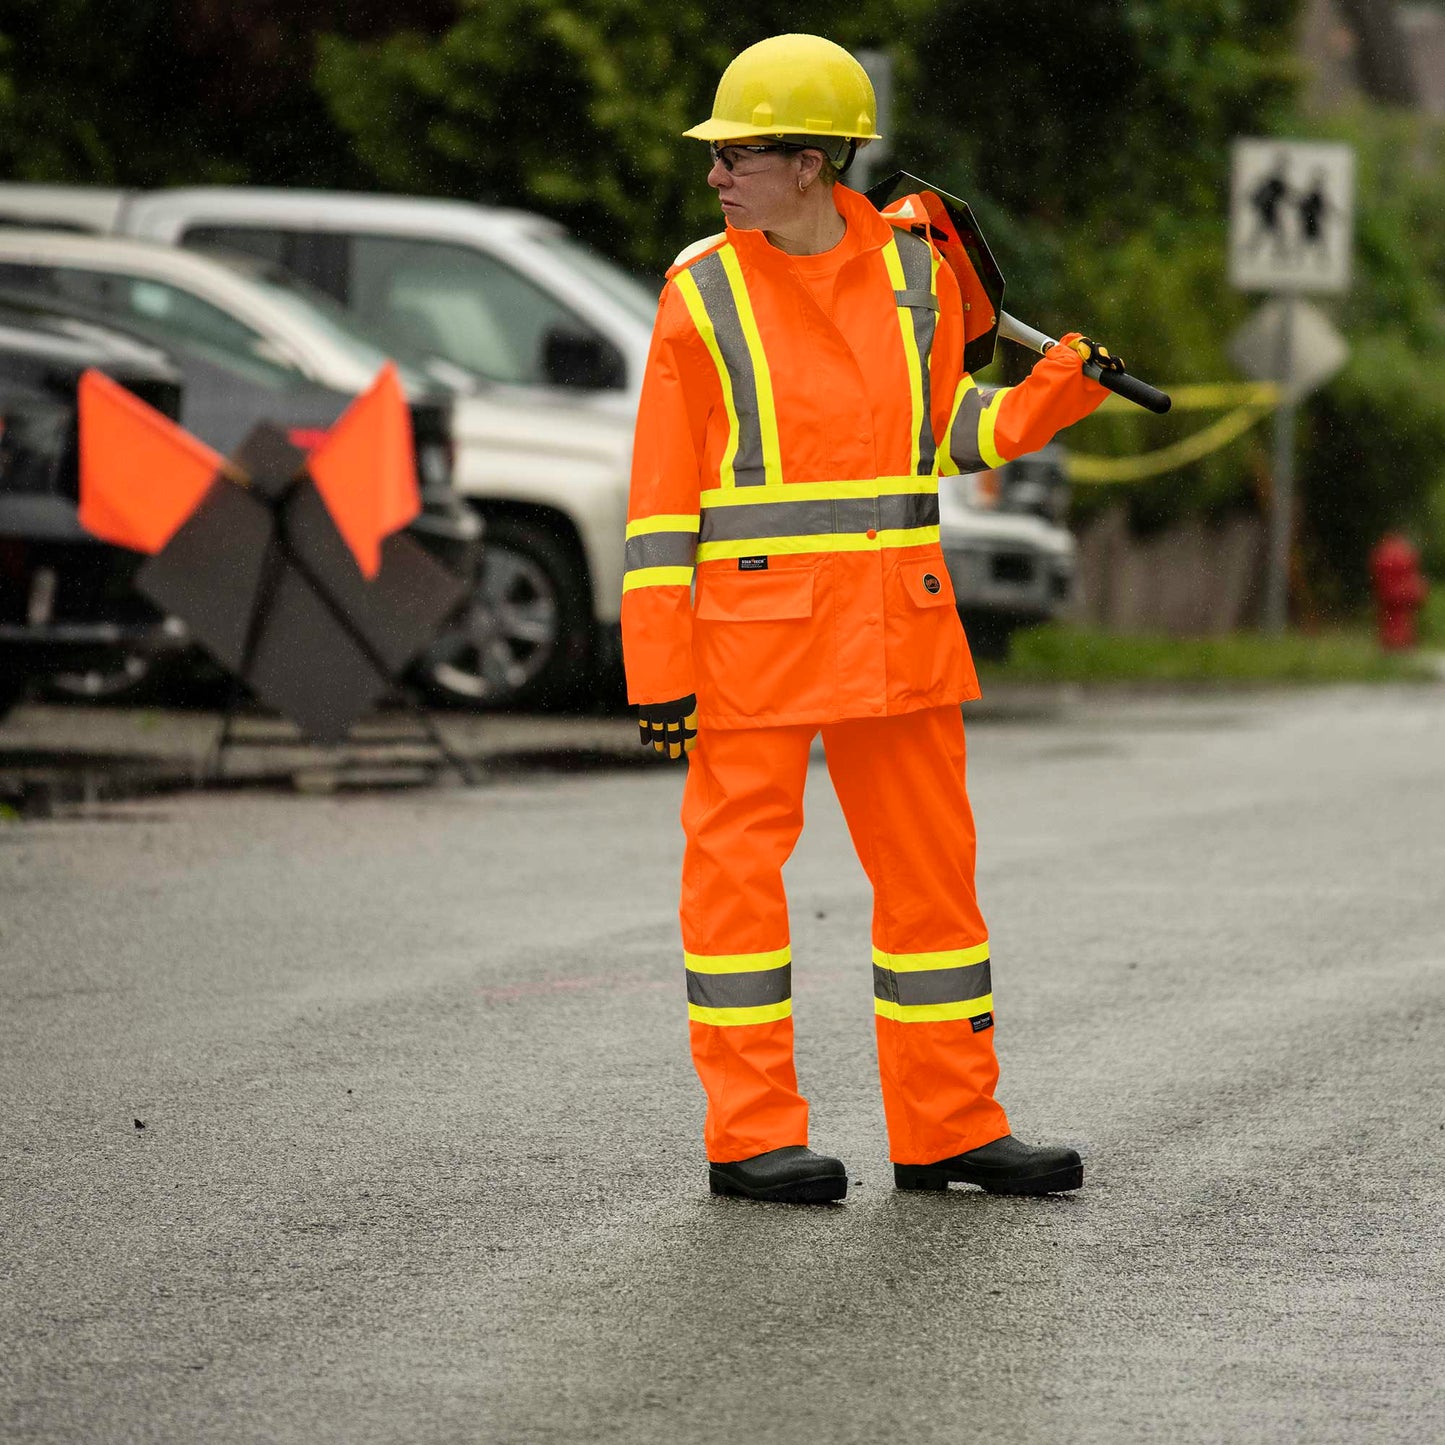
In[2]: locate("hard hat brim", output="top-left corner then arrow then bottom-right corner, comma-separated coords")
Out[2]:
683,117 -> 882,142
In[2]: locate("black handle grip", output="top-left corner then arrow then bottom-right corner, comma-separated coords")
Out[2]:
1095,367 -> 1172,415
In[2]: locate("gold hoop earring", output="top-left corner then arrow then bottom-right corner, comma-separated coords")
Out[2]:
798,178 -> 809,193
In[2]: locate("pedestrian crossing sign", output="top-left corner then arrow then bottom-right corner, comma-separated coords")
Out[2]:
1229,139 -> 1354,294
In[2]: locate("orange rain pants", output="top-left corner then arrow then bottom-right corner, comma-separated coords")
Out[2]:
682,704 -> 1009,1165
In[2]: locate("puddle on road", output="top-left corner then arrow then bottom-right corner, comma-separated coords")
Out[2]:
483,747 -> 660,777
2,691 -> 1258,821
0,752 -> 192,821
967,688 -> 1258,733
0,744 -> 655,820
1023,740 -> 1127,761
0,764 -> 462,819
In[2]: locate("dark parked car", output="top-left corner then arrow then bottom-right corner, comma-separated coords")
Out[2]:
0,289 -> 482,699
0,302 -> 482,716
0,307 -> 191,717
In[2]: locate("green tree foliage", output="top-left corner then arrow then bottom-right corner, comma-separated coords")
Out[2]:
890,3 -> 1442,612
313,1 -> 1303,285
1056,105 -> 1445,612
897,0 -> 1302,536
313,0 -> 934,274
900,0 -> 1300,244
0,0 -> 453,188
0,0 -> 216,184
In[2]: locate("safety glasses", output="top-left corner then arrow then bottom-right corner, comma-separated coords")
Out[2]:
709,142 -> 806,174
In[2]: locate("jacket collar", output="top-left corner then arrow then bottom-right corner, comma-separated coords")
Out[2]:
724,182 -> 893,264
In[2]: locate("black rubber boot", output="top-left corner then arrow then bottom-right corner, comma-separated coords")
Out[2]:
709,1145 -> 848,1204
894,1134 -> 1083,1196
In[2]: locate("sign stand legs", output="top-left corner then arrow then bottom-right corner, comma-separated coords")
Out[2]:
201,524 -> 479,788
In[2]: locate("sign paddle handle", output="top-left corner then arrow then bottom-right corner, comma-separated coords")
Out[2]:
999,312 -> 1173,415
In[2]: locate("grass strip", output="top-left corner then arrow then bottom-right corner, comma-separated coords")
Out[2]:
979,624 -> 1439,685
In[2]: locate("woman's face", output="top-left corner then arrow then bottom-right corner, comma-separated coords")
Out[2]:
707,140 -> 823,231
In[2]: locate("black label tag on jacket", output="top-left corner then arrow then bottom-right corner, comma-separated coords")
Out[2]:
738,556 -> 769,571
971,1013 -> 994,1033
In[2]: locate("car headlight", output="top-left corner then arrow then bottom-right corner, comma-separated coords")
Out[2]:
942,469 -> 1001,511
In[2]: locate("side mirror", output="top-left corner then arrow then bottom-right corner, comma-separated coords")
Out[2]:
251,337 -> 306,373
541,326 -> 626,391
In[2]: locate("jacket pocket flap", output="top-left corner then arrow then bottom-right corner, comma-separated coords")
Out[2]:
696,569 -> 815,622
904,564 -> 956,608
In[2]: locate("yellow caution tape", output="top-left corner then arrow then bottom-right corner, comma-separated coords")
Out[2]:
1066,380 -> 1283,485
1095,381 -> 1281,412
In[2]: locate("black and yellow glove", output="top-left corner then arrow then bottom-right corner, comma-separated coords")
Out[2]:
638,694 -> 698,760
1066,335 -> 1126,374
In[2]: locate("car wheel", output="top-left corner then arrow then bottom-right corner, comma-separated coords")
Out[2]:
44,651 -> 154,703
420,515 -> 592,710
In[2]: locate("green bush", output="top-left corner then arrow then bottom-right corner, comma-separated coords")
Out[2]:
1417,580 -> 1445,645
986,623 -> 1436,683
1295,112 -> 1445,609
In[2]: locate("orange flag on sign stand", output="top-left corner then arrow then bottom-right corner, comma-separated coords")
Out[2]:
78,369 -> 225,553
305,362 -> 421,579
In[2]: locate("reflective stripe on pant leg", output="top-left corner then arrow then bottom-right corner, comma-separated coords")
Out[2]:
680,723 -> 813,1161
872,942 -> 993,1023
685,946 -> 792,1026
821,707 -> 1009,1163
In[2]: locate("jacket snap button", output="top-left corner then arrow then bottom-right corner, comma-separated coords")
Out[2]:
923,573 -> 941,594
866,528 -> 877,540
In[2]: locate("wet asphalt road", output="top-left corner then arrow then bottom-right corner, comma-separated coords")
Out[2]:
2,686 -> 1442,1444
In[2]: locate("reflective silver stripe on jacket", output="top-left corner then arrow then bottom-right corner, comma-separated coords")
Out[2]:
689,251 -> 769,487
892,229 -> 938,476
624,531 -> 699,571
699,491 -> 939,545
948,383 -> 1003,473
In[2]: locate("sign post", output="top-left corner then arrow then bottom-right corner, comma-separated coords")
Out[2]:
1229,139 -> 1354,633
1269,298 -> 1299,636
851,50 -> 893,192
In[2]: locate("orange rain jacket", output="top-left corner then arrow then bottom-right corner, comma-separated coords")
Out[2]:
623,182 -> 1106,729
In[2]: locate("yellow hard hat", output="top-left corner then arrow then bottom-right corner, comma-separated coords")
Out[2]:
684,34 -> 882,144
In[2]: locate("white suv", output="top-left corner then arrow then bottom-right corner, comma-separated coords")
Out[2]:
0,184 -> 1076,680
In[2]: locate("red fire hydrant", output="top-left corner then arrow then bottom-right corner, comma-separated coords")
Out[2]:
1369,534 -> 1428,650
